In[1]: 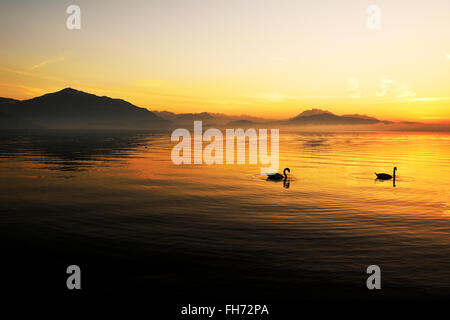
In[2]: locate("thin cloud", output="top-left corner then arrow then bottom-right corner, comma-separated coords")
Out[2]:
0,82 -> 47,97
0,65 -> 67,83
347,77 -> 360,99
29,56 -> 65,71
376,77 -> 416,98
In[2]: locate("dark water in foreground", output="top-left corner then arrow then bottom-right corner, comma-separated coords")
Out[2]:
0,130 -> 449,300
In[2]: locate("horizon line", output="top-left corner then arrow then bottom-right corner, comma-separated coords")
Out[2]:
1,87 -> 450,125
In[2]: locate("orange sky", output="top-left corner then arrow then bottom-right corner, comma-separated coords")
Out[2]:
0,0 -> 449,122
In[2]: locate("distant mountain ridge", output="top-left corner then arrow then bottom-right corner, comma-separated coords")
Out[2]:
342,113 -> 379,120
0,110 -> 41,130
0,88 -> 169,130
0,97 -> 19,104
295,108 -> 333,117
287,109 -> 382,125
153,110 -> 268,127
153,111 -> 214,121
0,88 -> 422,130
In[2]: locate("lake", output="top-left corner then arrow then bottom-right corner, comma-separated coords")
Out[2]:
0,130 -> 449,299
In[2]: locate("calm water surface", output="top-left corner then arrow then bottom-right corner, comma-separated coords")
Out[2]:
0,131 -> 449,299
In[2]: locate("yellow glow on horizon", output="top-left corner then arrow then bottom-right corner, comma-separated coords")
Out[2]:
0,0 -> 449,122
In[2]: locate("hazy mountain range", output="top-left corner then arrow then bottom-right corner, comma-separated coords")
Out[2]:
0,88 -> 169,130
284,109 -> 391,125
0,88 -> 425,131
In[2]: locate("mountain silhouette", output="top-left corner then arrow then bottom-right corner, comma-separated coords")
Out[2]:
295,108 -> 333,117
287,109 -> 381,125
153,110 -> 269,127
153,111 -> 214,121
0,97 -> 40,129
0,97 -> 19,105
0,111 -> 40,130
0,88 -> 169,130
0,89 -> 421,130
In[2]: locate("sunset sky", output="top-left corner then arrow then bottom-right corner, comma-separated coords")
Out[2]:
0,0 -> 449,121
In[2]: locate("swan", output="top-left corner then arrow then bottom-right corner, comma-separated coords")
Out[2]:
267,168 -> 290,181
375,167 -> 397,180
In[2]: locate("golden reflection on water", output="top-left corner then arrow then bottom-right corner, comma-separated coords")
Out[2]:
1,131 -> 450,295
123,131 -> 450,220
2,132 -> 449,220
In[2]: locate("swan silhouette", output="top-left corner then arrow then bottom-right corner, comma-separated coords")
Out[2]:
375,167 -> 397,180
267,168 -> 290,181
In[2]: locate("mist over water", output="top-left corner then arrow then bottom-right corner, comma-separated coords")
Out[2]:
0,131 -> 449,298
